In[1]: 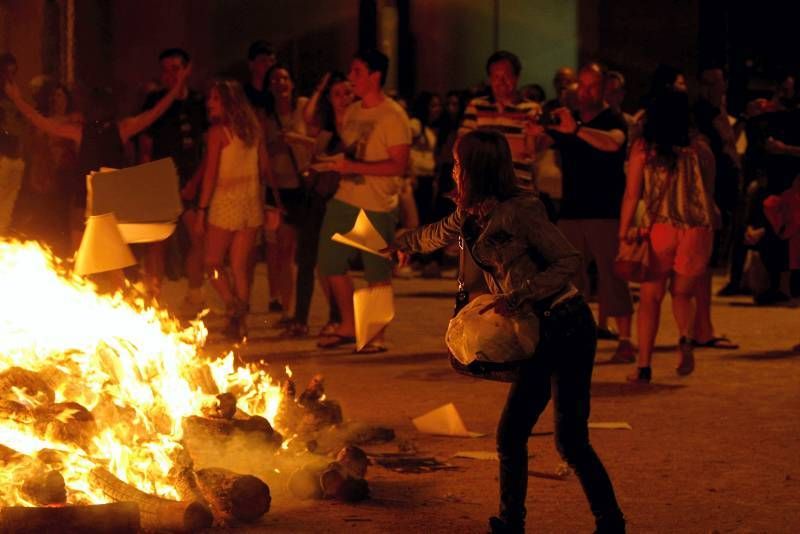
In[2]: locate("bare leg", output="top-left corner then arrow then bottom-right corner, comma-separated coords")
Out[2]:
691,270 -> 714,342
670,273 -> 699,340
635,278 -> 667,368
229,227 -> 258,306
203,224 -> 235,306
614,314 -> 632,339
327,274 -> 355,336
267,222 -> 297,314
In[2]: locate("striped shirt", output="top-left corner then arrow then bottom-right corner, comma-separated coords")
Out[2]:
459,95 -> 540,183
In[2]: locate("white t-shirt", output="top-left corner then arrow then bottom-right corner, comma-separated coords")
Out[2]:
335,97 -> 411,212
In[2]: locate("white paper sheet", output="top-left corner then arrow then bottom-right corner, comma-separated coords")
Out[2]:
588,422 -> 632,430
412,403 -> 485,438
332,209 -> 389,258
353,285 -> 394,351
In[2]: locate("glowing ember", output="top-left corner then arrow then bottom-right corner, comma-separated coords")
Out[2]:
0,240 -> 284,506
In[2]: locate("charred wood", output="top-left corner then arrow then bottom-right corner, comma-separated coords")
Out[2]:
0,502 -> 140,534
88,467 -> 212,533
194,467 -> 270,524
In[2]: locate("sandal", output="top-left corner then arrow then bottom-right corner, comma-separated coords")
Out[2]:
676,336 -> 695,376
317,334 -> 356,349
279,321 -> 309,338
691,336 -> 738,350
354,342 -> 388,354
626,366 -> 652,384
318,321 -> 340,337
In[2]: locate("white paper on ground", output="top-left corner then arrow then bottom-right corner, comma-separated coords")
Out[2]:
453,451 -> 498,460
332,209 -> 389,258
353,285 -> 394,351
453,451 -> 535,461
412,403 -> 486,438
588,422 -> 632,430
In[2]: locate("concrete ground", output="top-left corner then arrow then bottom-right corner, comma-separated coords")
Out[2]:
161,265 -> 800,533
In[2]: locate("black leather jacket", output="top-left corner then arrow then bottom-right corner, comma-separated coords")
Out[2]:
395,194 -> 581,310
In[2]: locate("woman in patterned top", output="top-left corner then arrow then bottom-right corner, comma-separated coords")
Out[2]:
619,90 -> 717,383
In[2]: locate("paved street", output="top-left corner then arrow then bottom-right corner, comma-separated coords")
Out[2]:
161,266 -> 800,533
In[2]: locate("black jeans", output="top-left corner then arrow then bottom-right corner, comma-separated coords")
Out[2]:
496,295 -> 624,531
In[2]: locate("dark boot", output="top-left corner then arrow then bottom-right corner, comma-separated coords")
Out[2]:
488,516 -> 524,534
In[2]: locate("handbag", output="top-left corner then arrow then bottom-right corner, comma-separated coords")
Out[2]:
613,178 -> 671,283
446,237 -> 530,382
613,233 -> 653,283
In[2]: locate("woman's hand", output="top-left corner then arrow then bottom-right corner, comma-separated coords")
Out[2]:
380,245 -> 409,264
478,296 -> 513,317
765,136 -> 788,155
3,80 -> 21,102
315,72 -> 332,94
619,225 -> 646,244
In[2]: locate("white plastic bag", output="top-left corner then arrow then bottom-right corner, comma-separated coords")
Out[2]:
446,294 -> 539,365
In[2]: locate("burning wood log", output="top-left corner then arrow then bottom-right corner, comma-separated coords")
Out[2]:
0,367 -> 54,403
0,502 -> 140,534
194,467 -> 270,524
0,444 -> 66,506
88,467 -> 212,533
168,447 -> 208,507
200,392 -> 237,420
288,460 -> 370,503
287,464 -> 324,500
0,443 -> 23,463
336,446 -> 369,479
20,469 -> 67,505
182,415 -> 283,450
0,400 -> 34,424
34,402 -> 97,451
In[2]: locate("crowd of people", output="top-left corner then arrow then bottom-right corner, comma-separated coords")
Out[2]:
1,44 -> 798,355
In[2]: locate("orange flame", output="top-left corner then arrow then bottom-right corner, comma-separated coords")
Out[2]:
0,240 -> 285,505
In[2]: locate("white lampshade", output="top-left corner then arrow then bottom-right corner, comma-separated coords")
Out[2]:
74,213 -> 137,276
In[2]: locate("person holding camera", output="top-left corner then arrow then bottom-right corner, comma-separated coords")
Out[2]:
391,130 -> 625,534
530,63 -> 635,364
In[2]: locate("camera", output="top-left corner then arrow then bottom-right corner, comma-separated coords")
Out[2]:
536,110 -> 561,127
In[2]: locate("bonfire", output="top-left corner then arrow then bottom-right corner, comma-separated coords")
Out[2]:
0,240 -> 377,532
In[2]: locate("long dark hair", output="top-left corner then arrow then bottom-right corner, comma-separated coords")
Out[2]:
642,90 -> 690,168
454,130 -> 520,209
264,63 -> 296,115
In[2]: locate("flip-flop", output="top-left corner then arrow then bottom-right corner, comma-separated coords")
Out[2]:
354,343 -> 388,354
317,334 -> 356,349
691,336 -> 739,350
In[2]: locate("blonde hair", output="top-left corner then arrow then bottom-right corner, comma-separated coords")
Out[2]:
210,79 -> 262,147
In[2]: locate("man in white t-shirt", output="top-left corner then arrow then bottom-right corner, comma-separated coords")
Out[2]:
315,49 -> 411,353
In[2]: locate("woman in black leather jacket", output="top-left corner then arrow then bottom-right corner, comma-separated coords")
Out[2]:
393,130 -> 625,534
